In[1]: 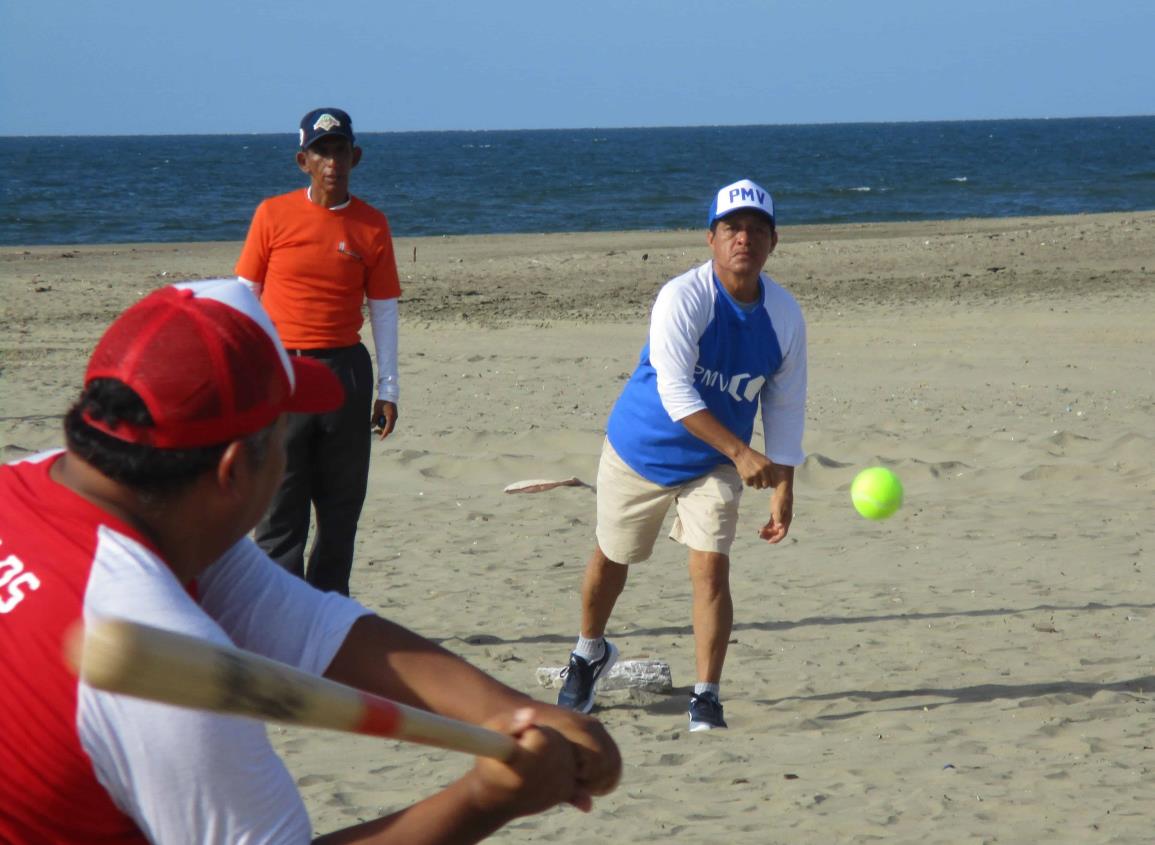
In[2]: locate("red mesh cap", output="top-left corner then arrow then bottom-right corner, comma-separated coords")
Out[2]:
83,279 -> 344,448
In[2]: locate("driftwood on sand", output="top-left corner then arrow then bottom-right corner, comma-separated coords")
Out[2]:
503,477 -> 592,494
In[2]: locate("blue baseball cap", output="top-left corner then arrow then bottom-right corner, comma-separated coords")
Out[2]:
708,179 -> 775,228
299,108 -> 355,150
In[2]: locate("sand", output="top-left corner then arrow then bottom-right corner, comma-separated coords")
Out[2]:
2,211 -> 1154,843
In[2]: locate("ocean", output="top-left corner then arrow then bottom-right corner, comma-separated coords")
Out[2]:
2,116 -> 1153,246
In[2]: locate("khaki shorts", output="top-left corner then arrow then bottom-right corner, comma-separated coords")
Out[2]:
595,439 -> 744,564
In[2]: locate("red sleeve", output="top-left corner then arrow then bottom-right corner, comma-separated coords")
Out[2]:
234,201 -> 272,282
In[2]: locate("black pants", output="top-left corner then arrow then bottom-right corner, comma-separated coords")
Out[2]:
255,343 -> 373,595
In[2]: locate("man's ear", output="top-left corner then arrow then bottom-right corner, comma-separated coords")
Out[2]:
215,441 -> 247,496
295,150 -> 309,173
351,145 -> 363,169
706,227 -> 715,249
769,230 -> 779,254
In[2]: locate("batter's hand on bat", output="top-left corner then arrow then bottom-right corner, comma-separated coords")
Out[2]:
372,399 -> 397,439
467,708 -> 589,819
530,704 -> 621,796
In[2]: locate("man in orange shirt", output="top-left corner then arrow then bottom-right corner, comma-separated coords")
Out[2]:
236,107 -> 398,595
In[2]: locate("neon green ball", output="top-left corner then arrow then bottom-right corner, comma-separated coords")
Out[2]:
851,467 -> 904,520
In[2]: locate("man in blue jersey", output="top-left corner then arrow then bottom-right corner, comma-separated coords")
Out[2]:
555,179 -> 807,732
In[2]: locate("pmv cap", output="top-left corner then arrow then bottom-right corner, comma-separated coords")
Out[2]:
708,179 -> 775,228
299,108 -> 355,150
83,279 -> 344,448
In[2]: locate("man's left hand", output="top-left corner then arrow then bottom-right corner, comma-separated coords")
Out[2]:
372,399 -> 398,440
758,482 -> 794,544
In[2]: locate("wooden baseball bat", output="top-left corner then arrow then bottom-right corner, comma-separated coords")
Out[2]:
72,617 -> 516,761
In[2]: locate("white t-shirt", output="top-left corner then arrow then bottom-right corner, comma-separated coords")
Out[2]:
0,450 -> 372,843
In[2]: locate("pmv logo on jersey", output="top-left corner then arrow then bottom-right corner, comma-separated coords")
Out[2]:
0,539 -> 40,613
695,368 -> 765,403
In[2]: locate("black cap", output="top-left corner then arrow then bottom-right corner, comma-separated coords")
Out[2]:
299,108 -> 355,149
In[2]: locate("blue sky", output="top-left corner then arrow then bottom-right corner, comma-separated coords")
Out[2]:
2,0 -> 1152,135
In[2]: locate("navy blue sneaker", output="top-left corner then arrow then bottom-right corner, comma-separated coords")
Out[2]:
688,691 -> 727,731
556,640 -> 619,714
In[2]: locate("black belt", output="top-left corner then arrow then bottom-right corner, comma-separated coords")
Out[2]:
286,344 -> 361,359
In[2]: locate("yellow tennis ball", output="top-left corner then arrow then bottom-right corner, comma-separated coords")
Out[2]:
851,467 -> 903,520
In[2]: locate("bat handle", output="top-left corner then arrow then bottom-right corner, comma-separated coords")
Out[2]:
358,692 -> 518,761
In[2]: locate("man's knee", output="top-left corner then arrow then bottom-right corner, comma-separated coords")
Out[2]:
689,551 -> 730,590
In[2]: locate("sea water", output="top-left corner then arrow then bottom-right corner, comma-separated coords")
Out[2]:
2,116 -> 1152,246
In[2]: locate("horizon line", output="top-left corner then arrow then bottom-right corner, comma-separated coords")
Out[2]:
2,112 -> 1152,140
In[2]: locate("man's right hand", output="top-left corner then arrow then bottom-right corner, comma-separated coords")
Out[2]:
733,444 -> 776,489
529,704 -> 622,796
466,708 -> 591,818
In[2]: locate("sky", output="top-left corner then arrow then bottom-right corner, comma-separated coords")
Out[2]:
1,0 -> 1152,136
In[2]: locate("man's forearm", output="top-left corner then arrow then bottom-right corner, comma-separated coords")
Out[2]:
677,408 -> 748,460
324,616 -> 530,722
312,775 -> 510,845
679,408 -> 788,489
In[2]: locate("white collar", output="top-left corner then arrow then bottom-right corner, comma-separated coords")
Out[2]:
306,187 -> 352,211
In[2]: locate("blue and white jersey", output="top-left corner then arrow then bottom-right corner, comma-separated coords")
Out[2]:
606,261 -> 807,486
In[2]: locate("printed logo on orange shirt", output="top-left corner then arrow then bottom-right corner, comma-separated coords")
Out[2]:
337,241 -> 363,261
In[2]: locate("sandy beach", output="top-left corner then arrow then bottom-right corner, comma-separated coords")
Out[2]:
2,211 -> 1154,843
